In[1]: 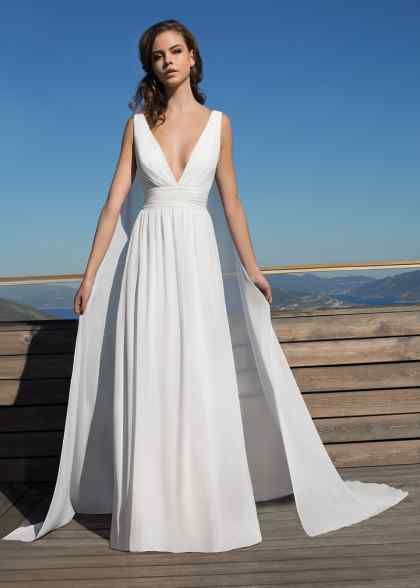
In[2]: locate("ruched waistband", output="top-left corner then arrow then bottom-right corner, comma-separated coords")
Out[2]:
143,186 -> 208,209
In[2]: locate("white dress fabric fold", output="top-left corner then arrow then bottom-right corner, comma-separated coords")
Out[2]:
2,109 -> 408,552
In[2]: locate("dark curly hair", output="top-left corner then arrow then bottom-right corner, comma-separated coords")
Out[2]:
128,19 -> 207,129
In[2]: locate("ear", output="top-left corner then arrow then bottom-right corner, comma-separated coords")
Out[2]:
189,49 -> 196,68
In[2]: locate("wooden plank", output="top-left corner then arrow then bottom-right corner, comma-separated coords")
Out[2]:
325,439 -> 420,467
2,359 -> 420,399
0,483 -> 31,518
272,309 -> 420,341
6,414 -> 419,457
1,534 -> 419,561
283,336 -> 420,366
2,541 -> 418,564
2,575 -> 420,588
5,402 -> 417,440
0,354 -> 74,380
271,303 -> 420,318
1,568 -> 420,587
4,336 -> 420,385
314,413 -> 420,443
294,362 -> 420,392
0,320 -> 76,332
1,557 -> 420,585
0,379 -> 69,406
0,405 -> 67,432
0,431 -> 63,458
0,482 -> 53,538
0,541 -> 419,570
2,443 -> 420,483
303,388 -> 420,417
0,457 -> 59,482
0,326 -> 76,355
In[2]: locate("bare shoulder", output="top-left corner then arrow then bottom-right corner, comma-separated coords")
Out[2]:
220,111 -> 232,130
118,115 -> 136,149
220,112 -> 233,148
125,116 -> 134,136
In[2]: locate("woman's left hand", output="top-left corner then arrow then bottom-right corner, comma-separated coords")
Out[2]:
249,269 -> 272,304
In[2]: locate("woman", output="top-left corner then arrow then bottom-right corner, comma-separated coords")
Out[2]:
2,19 -> 408,553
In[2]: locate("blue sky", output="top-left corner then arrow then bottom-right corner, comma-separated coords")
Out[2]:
1,0 -> 419,276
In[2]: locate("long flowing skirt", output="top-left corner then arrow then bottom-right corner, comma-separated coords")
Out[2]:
110,204 -> 263,552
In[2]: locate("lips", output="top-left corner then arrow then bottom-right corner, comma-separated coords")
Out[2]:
165,70 -> 177,76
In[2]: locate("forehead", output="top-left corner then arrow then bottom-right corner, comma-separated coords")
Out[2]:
152,30 -> 187,52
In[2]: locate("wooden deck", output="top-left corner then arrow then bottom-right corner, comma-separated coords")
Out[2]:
0,463 -> 418,587
1,303 -> 419,584
1,304 -> 420,485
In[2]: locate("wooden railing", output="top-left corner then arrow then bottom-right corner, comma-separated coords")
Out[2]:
1,258 -> 420,284
1,259 -> 420,481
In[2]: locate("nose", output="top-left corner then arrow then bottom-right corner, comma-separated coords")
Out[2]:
163,54 -> 173,68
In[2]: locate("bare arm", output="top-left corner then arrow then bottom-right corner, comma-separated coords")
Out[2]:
215,113 -> 272,304
83,116 -> 136,281
74,116 -> 136,314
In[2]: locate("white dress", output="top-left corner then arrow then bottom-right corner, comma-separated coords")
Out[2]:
2,109 -> 408,552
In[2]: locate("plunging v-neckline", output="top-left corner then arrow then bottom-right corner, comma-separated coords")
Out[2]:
140,109 -> 215,185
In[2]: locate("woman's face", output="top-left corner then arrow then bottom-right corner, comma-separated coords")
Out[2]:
151,30 -> 195,88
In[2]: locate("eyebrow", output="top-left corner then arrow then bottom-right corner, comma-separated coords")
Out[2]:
152,44 -> 182,55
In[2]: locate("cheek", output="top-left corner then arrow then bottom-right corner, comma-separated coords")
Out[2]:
179,54 -> 192,70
